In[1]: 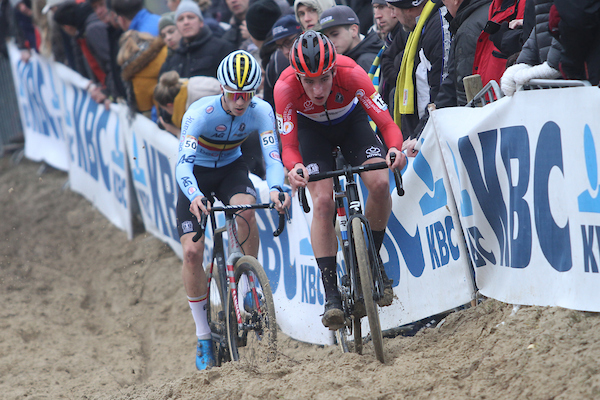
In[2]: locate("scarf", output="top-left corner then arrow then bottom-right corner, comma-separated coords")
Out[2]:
394,0 -> 436,127
367,45 -> 386,131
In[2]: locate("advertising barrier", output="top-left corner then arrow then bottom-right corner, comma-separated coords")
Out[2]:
431,87 -> 600,312
15,44 -> 600,345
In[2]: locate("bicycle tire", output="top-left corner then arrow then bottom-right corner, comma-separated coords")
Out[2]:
205,263 -> 228,366
226,256 -> 277,363
334,220 -> 351,354
352,218 -> 385,363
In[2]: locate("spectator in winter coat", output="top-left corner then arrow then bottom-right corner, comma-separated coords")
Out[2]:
391,0 -> 451,141
552,0 -> 600,85
117,30 -> 168,117
376,0 -> 405,110
41,0 -> 78,71
89,0 -> 127,106
159,1 -> 234,79
319,5 -> 382,72
373,0 -> 398,39
500,0 -> 562,96
13,0 -> 38,62
263,14 -> 302,108
54,1 -> 112,105
434,0 -> 492,107
112,0 -> 161,36
293,0 -> 334,31
472,0 -> 527,87
243,0 -> 282,64
244,0 -> 283,48
221,0 -> 251,49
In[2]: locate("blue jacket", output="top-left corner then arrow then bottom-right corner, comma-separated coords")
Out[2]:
129,9 -> 161,36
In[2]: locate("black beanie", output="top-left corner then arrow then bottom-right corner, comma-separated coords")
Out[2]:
54,2 -> 94,31
246,0 -> 282,41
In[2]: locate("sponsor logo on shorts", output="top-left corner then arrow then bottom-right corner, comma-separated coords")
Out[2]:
246,187 -> 257,197
182,220 -> 194,234
307,163 -> 319,175
206,106 -> 214,114
216,124 -> 227,132
366,146 -> 382,158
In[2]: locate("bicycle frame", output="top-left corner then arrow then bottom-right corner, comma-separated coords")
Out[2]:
333,162 -> 386,313
297,150 -> 403,360
195,200 -> 285,334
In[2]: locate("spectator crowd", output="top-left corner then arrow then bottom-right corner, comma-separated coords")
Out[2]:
2,0 -> 599,160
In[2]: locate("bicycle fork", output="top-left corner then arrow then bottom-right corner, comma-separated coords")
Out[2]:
224,213 -> 262,331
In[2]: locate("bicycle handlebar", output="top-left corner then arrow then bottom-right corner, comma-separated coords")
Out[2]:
297,152 -> 404,214
192,192 -> 287,242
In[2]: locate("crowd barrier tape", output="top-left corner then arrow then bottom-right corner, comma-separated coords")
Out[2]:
17,43 -> 600,345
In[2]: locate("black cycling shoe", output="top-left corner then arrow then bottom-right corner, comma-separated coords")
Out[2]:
368,249 -> 395,307
353,298 -> 367,319
374,254 -> 394,307
377,277 -> 394,307
321,295 -> 345,330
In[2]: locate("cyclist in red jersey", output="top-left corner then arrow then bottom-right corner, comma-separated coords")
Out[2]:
274,30 -> 407,330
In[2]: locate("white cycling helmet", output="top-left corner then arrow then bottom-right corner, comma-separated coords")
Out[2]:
217,50 -> 262,92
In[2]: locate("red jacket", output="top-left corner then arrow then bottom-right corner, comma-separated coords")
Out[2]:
472,0 -> 526,86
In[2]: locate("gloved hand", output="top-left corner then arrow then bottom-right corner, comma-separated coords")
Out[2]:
514,61 -> 561,86
500,63 -> 531,96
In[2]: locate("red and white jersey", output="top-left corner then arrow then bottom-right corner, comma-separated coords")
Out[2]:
274,55 -> 403,171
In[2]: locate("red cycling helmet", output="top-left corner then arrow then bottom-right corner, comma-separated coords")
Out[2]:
289,30 -> 337,78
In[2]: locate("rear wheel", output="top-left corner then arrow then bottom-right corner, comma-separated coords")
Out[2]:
352,218 -> 384,363
226,256 -> 277,363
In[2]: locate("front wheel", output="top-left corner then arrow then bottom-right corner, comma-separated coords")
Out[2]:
205,263 -> 229,366
226,256 -> 277,363
352,218 -> 385,363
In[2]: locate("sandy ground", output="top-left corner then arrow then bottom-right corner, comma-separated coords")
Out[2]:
1,157 -> 600,400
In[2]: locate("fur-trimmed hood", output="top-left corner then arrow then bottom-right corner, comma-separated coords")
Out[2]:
117,30 -> 166,81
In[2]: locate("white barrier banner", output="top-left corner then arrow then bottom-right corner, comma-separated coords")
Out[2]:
378,132 -> 475,330
124,114 -> 183,258
8,43 -> 69,171
433,86 -> 600,311
63,90 -> 133,239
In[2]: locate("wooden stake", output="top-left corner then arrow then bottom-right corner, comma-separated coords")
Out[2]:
464,74 -> 483,104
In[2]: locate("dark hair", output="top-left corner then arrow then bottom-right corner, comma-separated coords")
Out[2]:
111,0 -> 143,19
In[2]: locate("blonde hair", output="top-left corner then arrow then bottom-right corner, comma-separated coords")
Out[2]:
154,71 -> 184,106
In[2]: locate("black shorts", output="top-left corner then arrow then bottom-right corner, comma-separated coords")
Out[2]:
297,105 -> 387,175
176,157 -> 256,237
